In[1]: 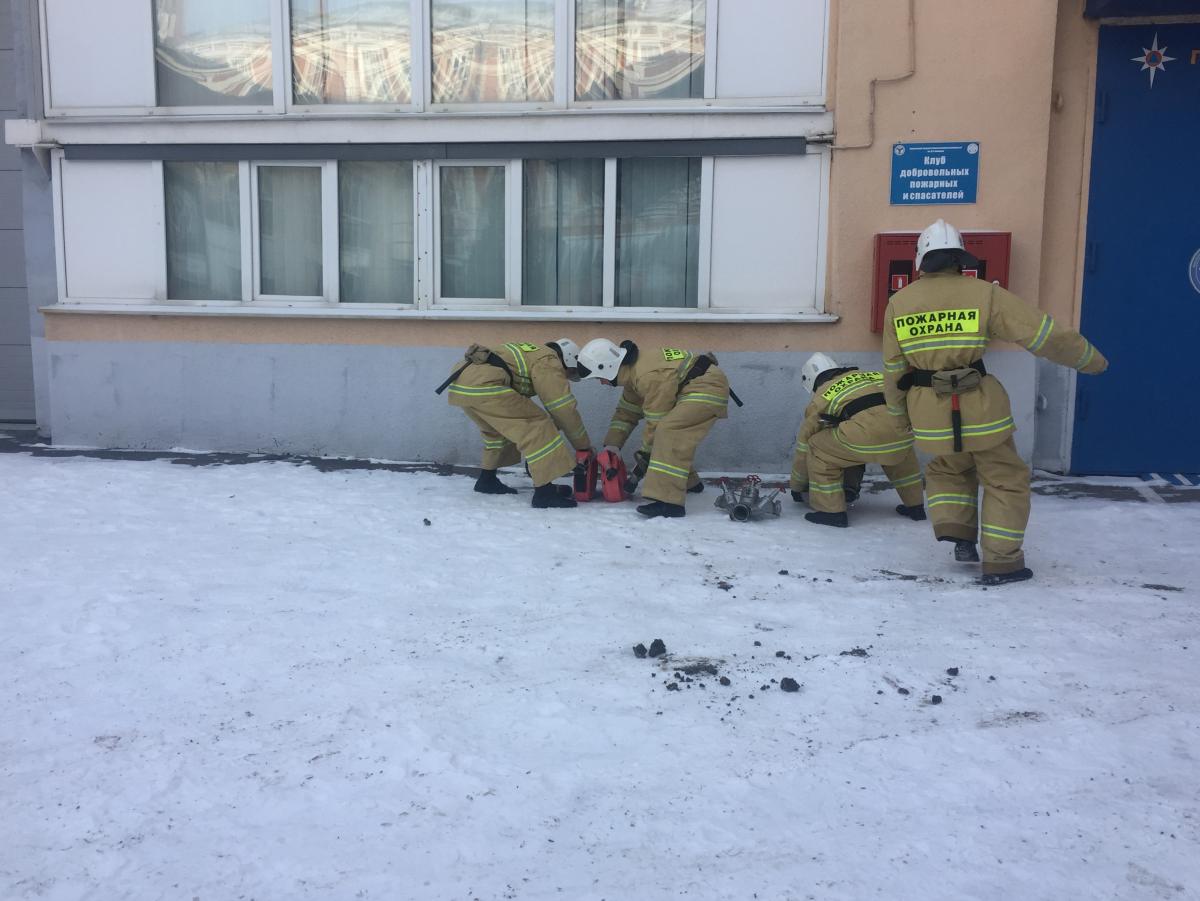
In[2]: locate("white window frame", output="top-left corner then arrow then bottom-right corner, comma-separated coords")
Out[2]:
334,159 -> 420,308
39,0 -> 827,117
431,159 -> 515,308
250,160 -> 338,303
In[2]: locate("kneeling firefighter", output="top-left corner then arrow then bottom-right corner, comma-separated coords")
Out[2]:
883,219 -> 1108,585
793,353 -> 926,528
437,339 -> 592,508
576,339 -> 738,519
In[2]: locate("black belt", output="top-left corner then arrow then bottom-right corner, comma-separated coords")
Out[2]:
819,392 -> 886,426
682,356 -> 744,408
898,359 -> 986,391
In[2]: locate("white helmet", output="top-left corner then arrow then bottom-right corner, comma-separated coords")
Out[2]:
547,338 -> 580,369
801,353 -> 840,396
915,218 -> 965,271
576,338 -> 627,380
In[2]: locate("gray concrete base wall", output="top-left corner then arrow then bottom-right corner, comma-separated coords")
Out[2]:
48,342 -> 1038,471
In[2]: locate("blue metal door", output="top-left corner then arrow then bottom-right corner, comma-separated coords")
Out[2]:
1073,24 -> 1200,474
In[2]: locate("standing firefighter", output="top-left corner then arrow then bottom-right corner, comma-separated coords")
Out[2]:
791,353 -> 926,528
883,219 -> 1108,585
577,339 -> 732,519
438,339 -> 591,509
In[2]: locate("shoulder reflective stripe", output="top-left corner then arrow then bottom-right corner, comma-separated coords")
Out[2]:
1026,315 -> 1054,352
674,352 -> 696,381
544,393 -> 576,411
1075,341 -> 1095,370
889,472 -> 923,488
617,398 -> 643,414
981,523 -> 1025,541
834,434 -> 915,454
526,434 -> 565,464
893,308 -> 981,341
448,385 -> 515,396
503,343 -> 530,378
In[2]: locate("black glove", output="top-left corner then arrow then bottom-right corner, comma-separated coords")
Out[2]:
631,449 -> 650,480
791,489 -> 806,504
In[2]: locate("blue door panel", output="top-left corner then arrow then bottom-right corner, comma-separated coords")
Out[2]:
1073,24 -> 1200,474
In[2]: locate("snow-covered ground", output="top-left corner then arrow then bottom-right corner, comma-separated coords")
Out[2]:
2,451 -> 1198,901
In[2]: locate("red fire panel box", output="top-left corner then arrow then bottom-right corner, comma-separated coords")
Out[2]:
871,231 -> 1011,333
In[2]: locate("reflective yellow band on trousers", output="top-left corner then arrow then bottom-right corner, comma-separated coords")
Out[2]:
927,492 -> 977,508
648,459 -> 689,481
913,416 -> 1014,440
981,523 -> 1024,541
526,434 -> 565,464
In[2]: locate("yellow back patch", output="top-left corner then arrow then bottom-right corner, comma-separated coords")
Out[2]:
894,309 -> 980,341
821,371 -> 883,402
662,348 -> 689,361
515,343 -> 539,352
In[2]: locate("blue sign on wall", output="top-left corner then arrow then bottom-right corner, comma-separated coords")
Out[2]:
890,141 -> 979,205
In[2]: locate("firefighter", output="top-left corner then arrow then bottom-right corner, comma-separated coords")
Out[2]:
438,339 -> 591,508
576,338 -> 730,518
791,353 -> 926,528
883,219 -> 1108,585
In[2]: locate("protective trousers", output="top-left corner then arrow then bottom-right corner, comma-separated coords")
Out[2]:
806,430 -> 924,514
460,393 -> 575,487
924,435 -> 1030,575
642,403 -> 720,506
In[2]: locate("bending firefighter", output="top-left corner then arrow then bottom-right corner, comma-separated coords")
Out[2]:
883,219 -> 1108,585
791,353 -> 926,528
438,339 -> 591,509
577,339 -> 732,519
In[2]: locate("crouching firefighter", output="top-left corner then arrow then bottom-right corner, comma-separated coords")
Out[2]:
576,338 -> 741,519
436,339 -> 592,508
883,219 -> 1108,585
793,353 -> 926,528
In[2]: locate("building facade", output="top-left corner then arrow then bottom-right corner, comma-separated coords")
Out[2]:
3,0 -> 1198,475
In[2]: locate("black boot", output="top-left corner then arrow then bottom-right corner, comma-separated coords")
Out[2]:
556,484 -> 574,498
896,503 -> 927,521
805,511 -> 848,528
954,540 -> 980,563
637,500 -> 685,518
791,489 -> 806,504
980,567 -> 1034,586
532,483 -> 577,509
687,481 -> 705,494
474,469 -> 517,495
845,486 -> 861,506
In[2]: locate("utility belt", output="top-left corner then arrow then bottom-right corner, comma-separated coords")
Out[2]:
434,346 -> 518,396
680,353 -> 744,408
819,392 -> 886,426
899,359 -> 986,452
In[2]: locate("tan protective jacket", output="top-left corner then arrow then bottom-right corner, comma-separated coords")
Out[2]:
882,272 -> 1108,454
446,342 -> 591,449
601,348 -> 729,452
791,370 -> 915,487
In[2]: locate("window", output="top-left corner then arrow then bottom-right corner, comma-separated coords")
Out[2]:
615,157 -> 700,308
438,165 -> 507,299
153,0 -> 274,107
522,159 -> 605,306
575,0 -> 705,100
291,0 -> 413,104
339,161 -> 415,303
164,162 -> 242,301
256,165 -> 324,297
430,0 -> 556,103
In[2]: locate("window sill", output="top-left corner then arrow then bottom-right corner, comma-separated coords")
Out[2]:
42,303 -> 839,324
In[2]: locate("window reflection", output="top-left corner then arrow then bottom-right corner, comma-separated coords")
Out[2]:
154,0 -> 274,106
576,0 -> 705,100
292,0 -> 413,104
431,0 -> 555,103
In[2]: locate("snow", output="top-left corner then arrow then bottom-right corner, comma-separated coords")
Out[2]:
2,451 -> 1198,901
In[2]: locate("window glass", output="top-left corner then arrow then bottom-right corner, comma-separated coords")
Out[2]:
164,162 -> 242,301
440,166 -> 506,299
258,167 -> 323,296
616,157 -> 700,308
575,0 -> 705,100
292,0 -> 413,104
154,0 -> 274,106
431,0 -> 555,103
523,160 -> 604,306
339,161 -> 415,303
